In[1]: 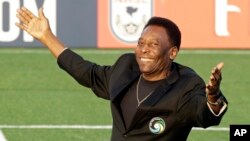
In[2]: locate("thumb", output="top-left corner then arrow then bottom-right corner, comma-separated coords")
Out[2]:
38,7 -> 46,19
216,62 -> 224,71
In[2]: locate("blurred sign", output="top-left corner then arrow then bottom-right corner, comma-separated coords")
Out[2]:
98,0 -> 250,49
1,0 -> 249,49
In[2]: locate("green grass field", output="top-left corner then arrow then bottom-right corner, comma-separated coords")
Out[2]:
0,48 -> 250,141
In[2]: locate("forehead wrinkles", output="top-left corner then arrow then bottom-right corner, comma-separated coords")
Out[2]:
141,26 -> 170,45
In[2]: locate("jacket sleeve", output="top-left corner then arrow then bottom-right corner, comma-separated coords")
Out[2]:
177,74 -> 228,128
57,49 -> 112,100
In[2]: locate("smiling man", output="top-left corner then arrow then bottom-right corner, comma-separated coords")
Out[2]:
135,24 -> 178,81
16,7 -> 228,141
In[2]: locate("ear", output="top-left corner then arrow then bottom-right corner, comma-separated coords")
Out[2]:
169,47 -> 178,60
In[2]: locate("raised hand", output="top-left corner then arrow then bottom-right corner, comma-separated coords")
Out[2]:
15,7 -> 51,41
15,7 -> 65,58
206,62 -> 224,95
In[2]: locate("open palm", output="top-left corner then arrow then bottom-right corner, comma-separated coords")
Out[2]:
16,7 -> 51,40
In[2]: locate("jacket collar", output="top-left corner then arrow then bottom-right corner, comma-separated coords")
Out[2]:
110,61 -> 141,101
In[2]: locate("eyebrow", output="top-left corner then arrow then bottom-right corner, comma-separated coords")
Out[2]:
138,37 -> 160,42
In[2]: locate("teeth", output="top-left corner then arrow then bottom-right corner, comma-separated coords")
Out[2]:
141,58 -> 153,62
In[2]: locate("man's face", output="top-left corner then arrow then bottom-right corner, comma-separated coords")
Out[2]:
135,25 -> 174,77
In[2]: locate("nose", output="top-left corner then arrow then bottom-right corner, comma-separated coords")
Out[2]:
141,44 -> 150,53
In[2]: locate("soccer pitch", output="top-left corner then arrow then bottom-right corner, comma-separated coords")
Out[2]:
0,48 -> 250,141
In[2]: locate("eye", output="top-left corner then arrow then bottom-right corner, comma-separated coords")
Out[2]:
149,42 -> 159,48
152,42 -> 159,47
137,40 -> 144,47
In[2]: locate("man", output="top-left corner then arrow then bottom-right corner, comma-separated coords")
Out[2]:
16,7 -> 227,141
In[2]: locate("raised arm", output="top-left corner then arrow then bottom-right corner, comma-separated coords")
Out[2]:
16,7 -> 65,58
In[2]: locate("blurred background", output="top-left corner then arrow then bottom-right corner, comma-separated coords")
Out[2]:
0,0 -> 249,141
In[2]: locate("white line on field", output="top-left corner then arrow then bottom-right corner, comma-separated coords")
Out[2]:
0,125 -> 229,131
0,130 -> 7,141
193,127 -> 229,131
1,49 -> 250,55
0,125 -> 112,129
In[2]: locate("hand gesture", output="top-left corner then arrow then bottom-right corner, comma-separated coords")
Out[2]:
206,62 -> 224,95
16,7 -> 65,58
15,7 -> 51,41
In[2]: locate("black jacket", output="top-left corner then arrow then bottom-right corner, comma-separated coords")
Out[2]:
57,49 -> 227,141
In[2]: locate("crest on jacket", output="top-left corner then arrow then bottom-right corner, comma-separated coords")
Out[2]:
149,117 -> 166,134
109,0 -> 153,43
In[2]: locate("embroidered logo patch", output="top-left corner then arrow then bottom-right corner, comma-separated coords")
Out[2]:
149,117 -> 166,134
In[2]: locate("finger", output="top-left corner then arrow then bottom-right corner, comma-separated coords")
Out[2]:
211,67 -> 222,81
212,72 -> 221,81
209,75 -> 217,85
205,84 -> 210,93
19,7 -> 32,20
16,13 -> 29,25
206,84 -> 213,91
208,71 -> 221,93
21,7 -> 36,19
15,22 -> 22,29
206,84 -> 211,89
17,8 -> 32,24
208,79 -> 213,86
206,84 -> 214,94
15,22 -> 28,32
